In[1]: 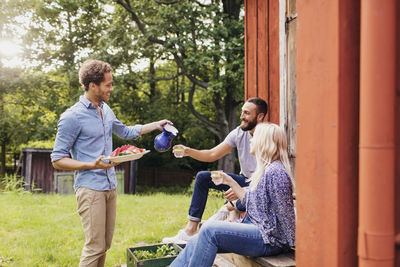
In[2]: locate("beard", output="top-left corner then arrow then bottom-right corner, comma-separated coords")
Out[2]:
240,118 -> 257,131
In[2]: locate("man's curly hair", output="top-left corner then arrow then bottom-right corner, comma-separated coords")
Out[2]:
78,59 -> 113,91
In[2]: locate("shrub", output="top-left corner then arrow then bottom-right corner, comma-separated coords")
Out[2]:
135,185 -> 188,195
0,256 -> 13,266
0,174 -> 27,193
18,140 -> 54,150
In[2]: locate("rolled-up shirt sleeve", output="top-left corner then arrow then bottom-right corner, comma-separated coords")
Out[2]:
51,111 -> 80,162
112,118 -> 142,140
104,105 -> 142,140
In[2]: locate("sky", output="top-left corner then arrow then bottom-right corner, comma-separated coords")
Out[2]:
0,39 -> 23,68
0,4 -> 113,69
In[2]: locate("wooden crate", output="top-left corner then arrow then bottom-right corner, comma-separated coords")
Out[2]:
127,243 -> 182,267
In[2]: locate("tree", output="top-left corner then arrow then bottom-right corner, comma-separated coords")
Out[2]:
5,0 -> 245,174
114,0 -> 245,172
0,65 -> 25,175
0,64 -> 74,175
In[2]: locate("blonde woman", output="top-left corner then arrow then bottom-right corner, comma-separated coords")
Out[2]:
170,123 -> 295,267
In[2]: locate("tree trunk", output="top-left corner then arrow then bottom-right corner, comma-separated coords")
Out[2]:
216,0 -> 242,174
217,102 -> 238,173
218,150 -> 237,173
0,141 -> 5,176
0,91 -> 5,176
149,57 -> 156,99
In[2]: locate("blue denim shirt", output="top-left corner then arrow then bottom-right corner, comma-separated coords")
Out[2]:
51,95 -> 142,191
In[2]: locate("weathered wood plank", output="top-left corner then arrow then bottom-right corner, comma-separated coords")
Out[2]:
245,0 -> 280,123
245,0 -> 258,100
219,253 -> 263,267
24,151 -> 32,190
219,252 -> 295,267
257,0 -> 268,102
268,0 -> 280,124
286,16 -> 297,179
214,254 -> 239,267
286,0 -> 296,18
254,253 -> 295,267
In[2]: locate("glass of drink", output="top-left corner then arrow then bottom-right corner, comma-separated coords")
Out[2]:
173,146 -> 184,158
211,170 -> 224,185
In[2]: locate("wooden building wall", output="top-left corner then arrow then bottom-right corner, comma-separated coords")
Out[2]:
296,1 -> 360,266
21,148 -> 57,193
283,0 -> 297,171
396,2 -> 400,263
245,0 -> 280,124
245,0 -> 399,266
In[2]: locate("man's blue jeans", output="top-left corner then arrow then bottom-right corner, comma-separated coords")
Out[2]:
187,171 -> 249,222
170,216 -> 284,267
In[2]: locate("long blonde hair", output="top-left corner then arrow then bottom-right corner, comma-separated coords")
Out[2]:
248,123 -> 295,193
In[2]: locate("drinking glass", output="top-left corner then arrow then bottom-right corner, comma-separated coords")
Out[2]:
211,170 -> 224,184
173,146 -> 184,158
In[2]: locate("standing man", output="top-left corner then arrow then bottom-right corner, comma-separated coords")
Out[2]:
162,97 -> 268,243
51,59 -> 170,267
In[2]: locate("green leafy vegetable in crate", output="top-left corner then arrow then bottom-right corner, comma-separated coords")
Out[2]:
133,244 -> 178,260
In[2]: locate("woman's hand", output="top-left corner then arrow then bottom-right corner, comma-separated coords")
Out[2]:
210,171 -> 237,187
224,188 -> 239,202
220,171 -> 236,187
212,171 -> 246,202
210,170 -> 224,185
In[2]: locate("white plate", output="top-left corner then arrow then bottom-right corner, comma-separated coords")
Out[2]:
103,150 -> 150,163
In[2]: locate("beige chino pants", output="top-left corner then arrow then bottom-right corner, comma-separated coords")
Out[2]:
76,187 -> 117,267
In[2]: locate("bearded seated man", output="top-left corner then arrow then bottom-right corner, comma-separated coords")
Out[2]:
162,97 -> 268,244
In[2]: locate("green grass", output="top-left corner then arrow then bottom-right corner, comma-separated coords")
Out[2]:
0,192 -> 223,267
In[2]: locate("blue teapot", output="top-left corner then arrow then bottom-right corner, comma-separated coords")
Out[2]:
154,123 -> 179,152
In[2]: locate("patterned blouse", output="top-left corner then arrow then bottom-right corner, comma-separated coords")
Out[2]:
243,160 -> 296,248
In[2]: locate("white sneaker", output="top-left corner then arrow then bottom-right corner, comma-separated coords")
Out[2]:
162,229 -> 195,244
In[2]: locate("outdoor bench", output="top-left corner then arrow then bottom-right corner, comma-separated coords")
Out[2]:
215,250 -> 295,267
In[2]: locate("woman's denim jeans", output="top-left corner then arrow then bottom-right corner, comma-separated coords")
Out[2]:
170,217 -> 284,267
188,171 -> 249,222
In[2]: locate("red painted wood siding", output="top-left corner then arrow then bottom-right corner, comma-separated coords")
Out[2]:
245,0 -> 280,123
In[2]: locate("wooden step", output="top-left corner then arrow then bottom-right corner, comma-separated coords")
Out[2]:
217,251 -> 295,267
254,252 -> 295,267
213,254 -> 239,267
